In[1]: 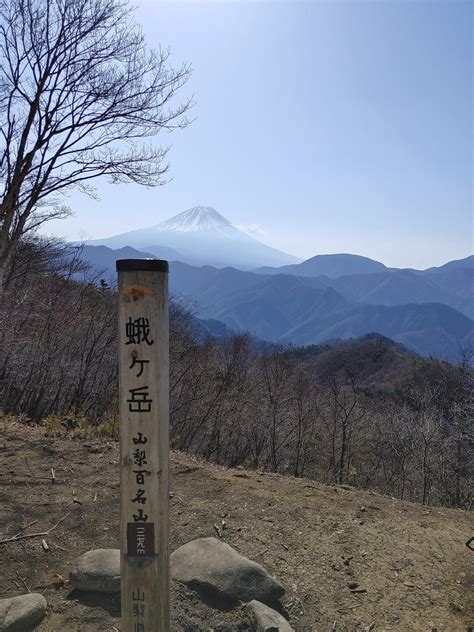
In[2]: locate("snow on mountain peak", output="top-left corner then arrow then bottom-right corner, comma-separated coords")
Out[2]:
158,206 -> 236,233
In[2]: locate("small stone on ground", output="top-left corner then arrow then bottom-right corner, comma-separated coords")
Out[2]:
69,549 -> 120,593
0,593 -> 47,631
171,537 -> 285,605
247,600 -> 294,632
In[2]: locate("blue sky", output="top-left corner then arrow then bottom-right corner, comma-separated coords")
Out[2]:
46,0 -> 473,269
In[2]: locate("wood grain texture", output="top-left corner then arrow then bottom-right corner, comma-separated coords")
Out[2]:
118,268 -> 169,631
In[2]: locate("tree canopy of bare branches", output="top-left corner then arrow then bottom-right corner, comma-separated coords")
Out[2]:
0,0 -> 191,289
1,241 -> 472,510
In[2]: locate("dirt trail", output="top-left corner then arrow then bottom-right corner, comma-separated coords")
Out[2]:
0,421 -> 472,631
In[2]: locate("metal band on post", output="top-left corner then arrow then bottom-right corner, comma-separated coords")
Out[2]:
117,258 -> 170,631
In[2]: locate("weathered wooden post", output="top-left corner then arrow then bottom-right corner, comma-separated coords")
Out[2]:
117,259 -> 170,631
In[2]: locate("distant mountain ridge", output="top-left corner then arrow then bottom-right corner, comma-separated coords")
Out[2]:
174,258 -> 473,360
78,242 -> 473,361
329,268 -> 474,319
255,253 -> 388,278
255,253 -> 474,279
80,245 -> 179,274
422,255 -> 474,274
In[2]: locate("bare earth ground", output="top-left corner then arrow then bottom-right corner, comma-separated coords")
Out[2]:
0,420 -> 472,632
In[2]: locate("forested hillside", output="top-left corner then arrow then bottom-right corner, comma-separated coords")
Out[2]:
0,239 -> 472,510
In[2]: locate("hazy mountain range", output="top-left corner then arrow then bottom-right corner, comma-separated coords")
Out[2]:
255,253 -> 388,277
82,206 -> 474,360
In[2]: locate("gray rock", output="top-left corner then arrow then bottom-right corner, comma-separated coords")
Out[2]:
247,599 -> 294,631
0,593 -> 47,631
69,548 -> 120,593
171,537 -> 285,604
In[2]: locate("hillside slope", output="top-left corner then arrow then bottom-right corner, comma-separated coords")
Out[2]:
0,421 -> 472,631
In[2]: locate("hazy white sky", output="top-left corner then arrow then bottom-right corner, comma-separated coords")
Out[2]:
45,0 -> 473,269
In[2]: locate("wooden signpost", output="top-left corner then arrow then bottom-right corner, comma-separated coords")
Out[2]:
117,259 -> 170,631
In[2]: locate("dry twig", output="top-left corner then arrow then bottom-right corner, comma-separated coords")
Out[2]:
20,519 -> 38,531
16,571 -> 30,593
0,512 -> 71,545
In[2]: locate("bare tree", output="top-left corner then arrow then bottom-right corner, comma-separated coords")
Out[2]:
0,0 -> 191,290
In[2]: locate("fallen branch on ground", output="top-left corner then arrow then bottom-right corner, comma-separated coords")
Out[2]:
0,512 -> 72,545
16,571 -> 30,593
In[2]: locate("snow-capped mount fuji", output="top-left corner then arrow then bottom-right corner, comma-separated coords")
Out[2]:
157,206 -> 236,234
88,206 -> 300,269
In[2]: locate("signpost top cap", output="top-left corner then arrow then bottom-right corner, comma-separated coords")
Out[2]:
116,258 -> 169,273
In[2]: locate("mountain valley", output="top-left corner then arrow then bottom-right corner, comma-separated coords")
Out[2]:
81,207 -> 474,361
